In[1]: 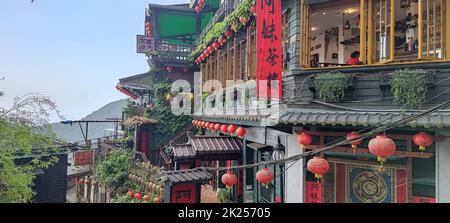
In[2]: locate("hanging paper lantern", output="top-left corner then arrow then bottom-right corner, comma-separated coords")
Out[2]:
195,6 -> 201,13
307,157 -> 330,181
207,46 -> 214,54
166,66 -> 173,73
143,194 -> 151,201
214,123 -> 221,131
127,190 -> 134,199
346,131 -> 363,154
221,172 -> 237,189
192,120 -> 196,125
220,124 -> 229,133
204,122 -> 210,128
239,16 -> 249,25
297,132 -> 313,150
225,30 -> 234,39
135,193 -> 142,200
368,135 -> 397,167
198,0 -> 205,6
153,197 -> 162,203
209,122 -> 216,130
213,41 -> 220,49
227,124 -> 237,134
256,168 -> 274,188
219,37 -> 227,45
236,127 -> 246,138
413,132 -> 433,153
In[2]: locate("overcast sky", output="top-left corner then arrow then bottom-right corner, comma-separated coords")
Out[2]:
0,0 -> 187,122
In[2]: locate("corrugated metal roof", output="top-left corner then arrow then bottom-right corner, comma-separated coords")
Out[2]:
190,136 -> 242,155
277,109 -> 450,128
172,144 -> 196,160
157,169 -> 213,183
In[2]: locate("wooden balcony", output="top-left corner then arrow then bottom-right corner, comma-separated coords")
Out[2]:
148,41 -> 194,65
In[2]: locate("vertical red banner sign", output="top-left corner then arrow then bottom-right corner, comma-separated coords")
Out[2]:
305,181 -> 322,203
256,0 -> 283,99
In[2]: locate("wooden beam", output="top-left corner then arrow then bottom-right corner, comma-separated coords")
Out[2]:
298,130 -> 446,142
446,0 -> 450,59
419,0 -> 424,59
390,0 -> 395,61
233,38 -> 238,81
368,0 -> 374,64
360,0 -> 367,64
306,145 -> 434,159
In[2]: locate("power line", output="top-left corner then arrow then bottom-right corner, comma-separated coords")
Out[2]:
179,100 -> 450,173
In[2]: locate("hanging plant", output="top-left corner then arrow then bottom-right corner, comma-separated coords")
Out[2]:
314,72 -> 350,102
391,69 -> 428,109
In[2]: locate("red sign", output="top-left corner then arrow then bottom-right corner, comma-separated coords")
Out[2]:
256,0 -> 282,99
305,181 -> 322,203
412,196 -> 436,203
74,150 -> 94,166
171,183 -> 197,203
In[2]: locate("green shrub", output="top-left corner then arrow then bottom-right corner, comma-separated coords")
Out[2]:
391,69 -> 428,109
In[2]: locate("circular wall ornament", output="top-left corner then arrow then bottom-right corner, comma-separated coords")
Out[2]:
352,172 -> 388,203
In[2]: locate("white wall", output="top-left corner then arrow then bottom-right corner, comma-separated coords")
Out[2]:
437,130 -> 450,203
285,131 -> 304,203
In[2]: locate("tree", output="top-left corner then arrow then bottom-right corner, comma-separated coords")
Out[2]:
0,94 -> 62,203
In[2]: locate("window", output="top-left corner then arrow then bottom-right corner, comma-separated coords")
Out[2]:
299,0 -> 450,68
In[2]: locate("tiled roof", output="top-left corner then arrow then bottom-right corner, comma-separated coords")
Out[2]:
157,169 -> 213,183
277,109 -> 450,128
190,136 -> 242,155
172,144 -> 196,160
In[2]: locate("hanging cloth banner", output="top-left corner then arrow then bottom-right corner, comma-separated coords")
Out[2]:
256,0 -> 283,99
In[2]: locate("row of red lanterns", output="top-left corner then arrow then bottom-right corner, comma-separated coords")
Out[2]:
194,0 -> 207,13
221,167 -> 274,189
194,4 -> 256,64
116,84 -> 138,100
191,120 -> 247,138
127,190 -> 162,203
299,131 -> 434,181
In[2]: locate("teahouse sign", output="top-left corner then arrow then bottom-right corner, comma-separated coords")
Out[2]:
256,0 -> 282,99
136,35 -> 155,54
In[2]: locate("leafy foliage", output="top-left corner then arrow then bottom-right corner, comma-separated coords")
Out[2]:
189,0 -> 256,59
391,69 -> 428,109
314,72 -> 350,102
95,149 -> 133,192
145,78 -> 191,147
217,189 -> 232,203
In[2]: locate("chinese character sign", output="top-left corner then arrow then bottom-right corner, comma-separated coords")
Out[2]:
171,183 -> 197,203
256,0 -> 282,99
74,150 -> 94,166
305,181 -> 322,203
136,35 -> 155,54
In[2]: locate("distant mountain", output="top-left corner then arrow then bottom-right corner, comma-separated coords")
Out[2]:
51,99 -> 127,143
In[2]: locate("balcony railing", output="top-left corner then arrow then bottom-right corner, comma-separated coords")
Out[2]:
149,41 -> 195,64
197,0 -> 235,44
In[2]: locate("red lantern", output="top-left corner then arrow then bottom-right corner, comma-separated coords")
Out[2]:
227,124 -> 237,134
236,127 -> 246,138
166,66 -> 173,73
199,121 -> 205,128
153,197 -> 162,203
143,194 -> 151,201
214,123 -> 221,131
307,157 -> 330,181
413,132 -> 433,153
221,172 -> 237,189
256,168 -> 274,188
207,46 -> 214,54
368,135 -> 397,167
198,0 -> 205,6
297,133 -> 313,150
239,16 -> 249,25
127,190 -> 134,199
209,122 -> 216,130
225,30 -> 234,39
135,193 -> 142,200
346,131 -> 363,154
204,122 -> 210,128
220,124 -> 228,133
213,41 -> 220,49
219,37 -> 227,45
192,120 -> 196,125
195,6 -> 201,13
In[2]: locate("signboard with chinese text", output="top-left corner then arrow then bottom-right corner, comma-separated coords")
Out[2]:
305,181 -> 322,203
412,196 -> 436,203
136,35 -> 155,54
170,183 -> 197,203
74,150 -> 94,166
256,0 -> 283,99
